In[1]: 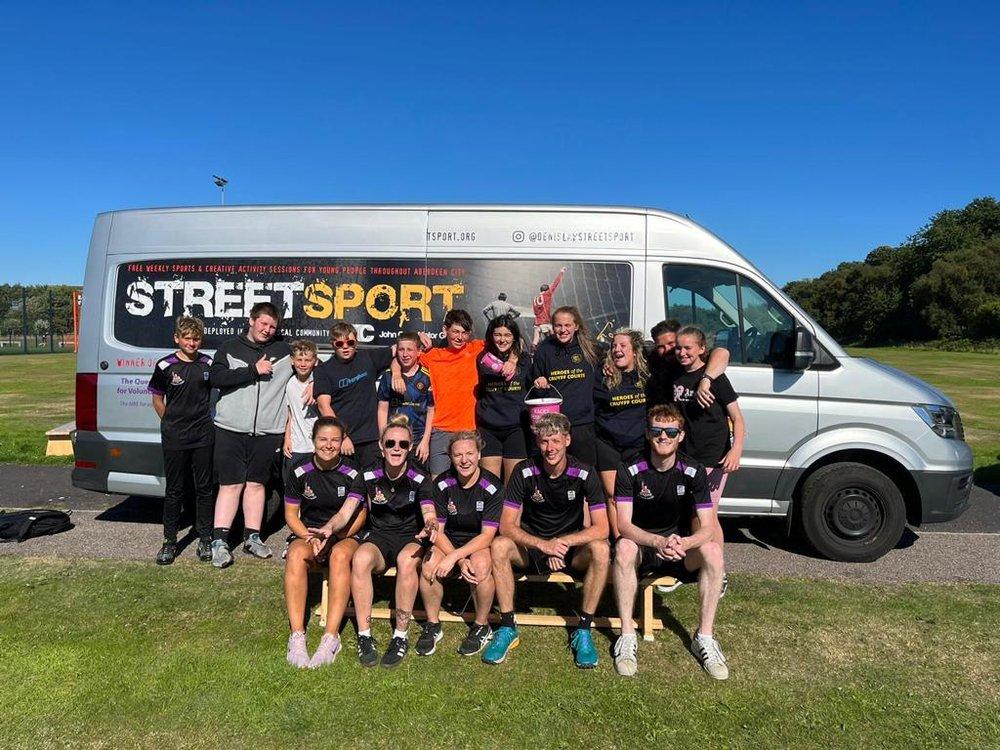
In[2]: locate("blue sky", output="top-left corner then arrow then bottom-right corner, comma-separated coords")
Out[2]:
1,1 -> 996,286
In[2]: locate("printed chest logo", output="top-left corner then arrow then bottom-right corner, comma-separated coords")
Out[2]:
203,372 -> 210,381
171,372 -> 185,386
408,490 -> 416,503
571,353 -> 582,364
416,381 -> 426,391
638,483 -> 653,500
531,487 -> 545,504
567,490 -> 576,502
303,483 -> 316,501
676,485 -> 686,496
476,500 -> 484,512
673,384 -> 694,403
447,499 -> 458,516
372,486 -> 388,505
338,486 -> 346,497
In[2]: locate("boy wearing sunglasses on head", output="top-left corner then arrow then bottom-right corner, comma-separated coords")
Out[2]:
314,321 -> 395,469
611,405 -> 729,681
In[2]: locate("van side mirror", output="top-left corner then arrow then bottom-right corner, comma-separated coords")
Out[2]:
791,327 -> 815,371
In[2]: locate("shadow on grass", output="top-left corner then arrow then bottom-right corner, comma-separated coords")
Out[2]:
973,458 -> 1000,492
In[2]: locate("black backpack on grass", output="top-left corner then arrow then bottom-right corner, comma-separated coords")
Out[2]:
0,509 -> 74,542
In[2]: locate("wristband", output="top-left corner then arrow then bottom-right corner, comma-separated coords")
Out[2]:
700,374 -> 714,383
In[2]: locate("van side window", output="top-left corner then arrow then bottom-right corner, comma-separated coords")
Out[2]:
738,276 -> 795,365
662,265 -> 743,363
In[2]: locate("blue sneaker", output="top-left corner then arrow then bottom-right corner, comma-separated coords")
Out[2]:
570,627 -> 598,669
482,626 -> 519,664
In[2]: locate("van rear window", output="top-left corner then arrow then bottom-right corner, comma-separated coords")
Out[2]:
113,257 -> 632,349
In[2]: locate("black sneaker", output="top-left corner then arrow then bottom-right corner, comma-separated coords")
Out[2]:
155,541 -> 177,565
357,635 -> 379,668
196,539 -> 213,562
415,622 -> 443,656
380,636 -> 409,668
458,623 -> 493,656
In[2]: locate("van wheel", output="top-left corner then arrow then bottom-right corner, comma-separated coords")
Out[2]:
799,462 -> 906,562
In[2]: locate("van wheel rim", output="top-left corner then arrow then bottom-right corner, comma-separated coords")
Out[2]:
825,488 -> 882,540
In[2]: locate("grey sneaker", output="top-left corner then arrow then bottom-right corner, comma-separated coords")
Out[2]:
286,631 -> 309,668
243,533 -> 273,559
415,622 -> 443,656
211,539 -> 233,569
691,634 -> 729,680
308,633 -> 341,668
613,632 -> 639,677
457,624 -> 493,656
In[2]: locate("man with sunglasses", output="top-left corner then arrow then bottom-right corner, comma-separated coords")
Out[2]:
611,404 -> 728,680
314,321 -> 395,469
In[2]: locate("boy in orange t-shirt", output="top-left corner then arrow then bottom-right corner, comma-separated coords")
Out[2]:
395,309 -> 518,476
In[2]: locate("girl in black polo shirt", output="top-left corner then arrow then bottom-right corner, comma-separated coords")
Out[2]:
476,315 -> 531,481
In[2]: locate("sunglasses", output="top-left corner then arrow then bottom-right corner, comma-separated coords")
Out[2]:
383,439 -> 411,450
648,426 -> 682,439
333,339 -> 357,349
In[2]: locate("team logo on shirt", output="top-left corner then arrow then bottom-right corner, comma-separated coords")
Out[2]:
416,381 -> 425,391
372,487 -> 388,505
302,483 -> 317,501
447,500 -> 458,516
571,353 -> 582,364
638,482 -> 653,500
531,487 -> 545,504
676,485 -> 686,495
567,490 -> 576,502
476,500 -> 484,512
170,372 -> 185,386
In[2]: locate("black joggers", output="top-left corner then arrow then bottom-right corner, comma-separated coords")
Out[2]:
162,445 -> 215,542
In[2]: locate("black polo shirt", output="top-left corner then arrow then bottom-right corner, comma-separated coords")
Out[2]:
433,467 -> 503,545
349,461 -> 434,536
503,456 -> 605,539
283,455 -> 360,528
614,451 -> 711,536
147,353 -> 214,449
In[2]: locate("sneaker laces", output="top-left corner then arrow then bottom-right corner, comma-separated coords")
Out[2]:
698,636 -> 726,664
615,634 -> 638,659
388,636 -> 407,656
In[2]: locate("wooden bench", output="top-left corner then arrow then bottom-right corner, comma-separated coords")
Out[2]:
45,421 -> 75,457
315,567 -> 678,641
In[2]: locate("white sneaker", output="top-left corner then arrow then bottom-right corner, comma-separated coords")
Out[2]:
691,634 -> 729,680
613,633 -> 638,677
286,631 -> 310,668
308,633 -> 341,668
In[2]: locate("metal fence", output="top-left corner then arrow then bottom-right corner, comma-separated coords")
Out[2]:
0,286 -> 79,355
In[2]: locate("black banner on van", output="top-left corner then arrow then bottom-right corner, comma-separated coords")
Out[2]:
113,257 -> 632,348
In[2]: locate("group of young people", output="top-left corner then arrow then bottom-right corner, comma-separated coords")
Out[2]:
149,300 -> 746,679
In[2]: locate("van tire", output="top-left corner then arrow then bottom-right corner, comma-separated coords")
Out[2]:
799,462 -> 906,562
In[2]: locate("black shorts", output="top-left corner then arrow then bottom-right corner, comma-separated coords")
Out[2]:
637,544 -> 691,579
353,528 -> 424,567
595,436 -> 644,472
478,422 -> 528,460
566,422 -> 597,467
350,440 -> 381,469
214,428 -> 282,485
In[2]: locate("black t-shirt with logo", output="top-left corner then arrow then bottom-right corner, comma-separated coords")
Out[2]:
476,351 -> 531,430
147,353 -> 214,449
432,467 -> 503,545
349,461 -> 434,536
671,365 -> 738,466
530,336 -> 597,425
593,368 -> 647,450
614,451 -> 711,536
503,456 -> 605,539
313,348 -> 395,445
284,455 -> 360,528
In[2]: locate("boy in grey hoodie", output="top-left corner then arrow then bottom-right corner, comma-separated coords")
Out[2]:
209,301 -> 293,567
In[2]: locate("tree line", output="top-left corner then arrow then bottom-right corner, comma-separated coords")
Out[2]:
0,284 -> 79,341
783,197 -> 1000,345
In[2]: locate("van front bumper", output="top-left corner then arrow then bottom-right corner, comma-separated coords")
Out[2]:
913,468 -> 973,524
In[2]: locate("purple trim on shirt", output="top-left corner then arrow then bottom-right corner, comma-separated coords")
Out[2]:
165,354 -> 180,364
503,499 -> 521,509
300,462 -> 315,474
347,492 -> 364,503
198,354 -> 212,364
147,386 -> 165,396
526,465 -> 541,476
589,502 -> 607,512
420,499 -> 435,507
337,464 -> 356,476
694,501 -> 714,509
405,468 -> 424,481
436,516 -> 447,524
371,468 -> 385,479
676,461 -> 688,474
283,496 -> 301,506
442,477 -> 458,488
635,460 -> 649,473
478,477 -> 496,492
565,466 -> 582,478
614,495 -> 633,504
482,520 -> 500,529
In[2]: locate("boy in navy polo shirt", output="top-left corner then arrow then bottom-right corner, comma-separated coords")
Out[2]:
377,332 -> 435,464
148,316 -> 215,565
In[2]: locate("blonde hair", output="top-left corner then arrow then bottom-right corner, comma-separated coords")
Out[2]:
603,328 -> 649,389
175,316 -> 204,338
290,339 -> 318,357
551,306 -> 597,366
531,412 -> 571,437
380,413 -> 413,442
449,430 -> 485,454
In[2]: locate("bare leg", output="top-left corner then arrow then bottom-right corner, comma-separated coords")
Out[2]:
351,543 -> 385,633
501,457 -> 521,483
242,481 -> 266,529
470,548 -> 495,624
284,540 -> 315,632
393,543 -> 423,633
490,536 -> 522,612
419,549 -> 445,623
213,483 -> 243,528
686,542 -> 725,636
480,455 -> 503,478
572,539 -> 610,614
325,538 -> 359,635
613,538 -> 640,635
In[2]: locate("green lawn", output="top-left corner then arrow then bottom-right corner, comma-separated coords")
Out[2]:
0,558 -> 997,750
849,347 -> 999,485
0,352 -> 75,464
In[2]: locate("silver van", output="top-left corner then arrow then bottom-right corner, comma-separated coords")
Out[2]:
72,205 -> 973,561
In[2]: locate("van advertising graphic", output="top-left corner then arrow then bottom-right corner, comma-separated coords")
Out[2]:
114,257 -> 632,348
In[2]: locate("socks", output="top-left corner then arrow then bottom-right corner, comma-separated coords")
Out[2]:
578,612 -> 594,630
393,629 -> 408,640
358,629 -> 372,638
212,527 -> 229,542
244,527 -> 260,541
696,632 -> 714,642
500,611 -> 516,629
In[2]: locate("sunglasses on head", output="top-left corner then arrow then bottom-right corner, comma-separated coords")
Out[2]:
383,439 -> 411,450
648,426 -> 682,439
333,339 -> 357,349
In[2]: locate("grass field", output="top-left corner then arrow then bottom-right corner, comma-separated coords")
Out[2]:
0,353 -> 75,465
0,557 -> 997,750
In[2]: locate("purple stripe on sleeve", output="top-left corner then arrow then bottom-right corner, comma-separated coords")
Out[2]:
589,502 -> 607,512
165,354 -> 180,364
147,387 -> 166,395
636,461 -> 649,473
420,499 -> 436,507
677,461 -> 688,474
482,520 -> 500,529
477,477 -> 493,491
694,501 -> 714,509
614,495 -> 633,504
503,500 -> 521,509
283,496 -> 301,506
566,467 -> 582,478
347,492 -> 364,503
301,462 -> 315,474
372,468 -> 385,479
443,477 -> 458,488
436,517 -> 447,524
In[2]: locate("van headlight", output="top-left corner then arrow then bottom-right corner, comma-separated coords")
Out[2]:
913,404 -> 964,439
